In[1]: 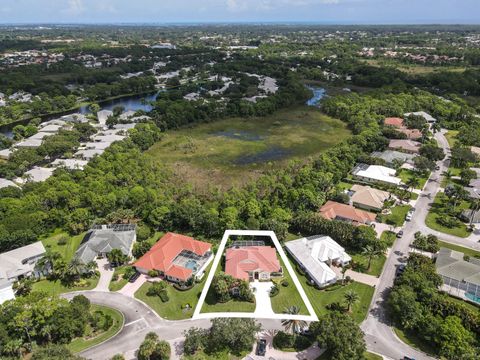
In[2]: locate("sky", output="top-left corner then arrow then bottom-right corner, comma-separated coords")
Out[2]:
0,0 -> 479,25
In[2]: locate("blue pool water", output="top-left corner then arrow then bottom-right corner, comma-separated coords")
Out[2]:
185,260 -> 198,271
465,292 -> 480,304
306,86 -> 327,107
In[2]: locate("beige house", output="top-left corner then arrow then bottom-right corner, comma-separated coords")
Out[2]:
350,184 -> 391,212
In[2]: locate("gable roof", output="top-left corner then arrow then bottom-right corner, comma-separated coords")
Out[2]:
225,246 -> 280,280
75,224 -> 136,264
350,184 -> 390,209
384,117 -> 404,128
436,247 -> 480,286
352,163 -> 402,185
397,128 -> 422,140
0,241 -> 46,280
319,200 -> 376,224
388,139 -> 421,153
134,232 -> 211,281
371,150 -> 416,164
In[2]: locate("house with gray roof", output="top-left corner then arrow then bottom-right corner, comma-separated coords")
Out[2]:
436,247 -> 480,300
0,279 -> 15,305
371,150 -> 416,167
0,241 -> 47,282
75,224 -> 136,264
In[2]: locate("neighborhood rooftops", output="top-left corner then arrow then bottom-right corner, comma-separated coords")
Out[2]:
75,224 -> 136,264
404,111 -> 436,123
350,184 -> 391,211
0,241 -> 46,281
0,178 -> 18,189
51,158 -> 89,170
384,117 -> 404,128
225,246 -> 281,281
134,232 -> 212,282
285,235 -> 351,287
371,150 -> 416,165
436,247 -> 480,288
352,163 -> 402,186
388,139 -> 421,154
319,200 -> 376,225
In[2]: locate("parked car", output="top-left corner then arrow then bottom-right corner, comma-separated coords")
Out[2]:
435,165 -> 440,170
403,356 -> 415,360
396,264 -> 406,277
256,339 -> 267,356
406,213 -> 412,221
129,271 -> 140,283
396,230 -> 404,238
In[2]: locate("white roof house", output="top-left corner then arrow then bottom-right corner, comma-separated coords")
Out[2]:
28,132 -> 55,140
15,138 -> 43,148
0,178 -> 19,189
51,158 -> 89,170
39,124 -> 62,133
404,111 -> 436,123
285,235 -> 351,288
17,166 -> 54,183
0,241 -> 46,282
352,164 -> 402,186
92,134 -> 125,143
119,110 -> 136,121
97,110 -> 113,125
74,149 -> 105,160
0,148 -> 12,160
61,113 -> 88,123
0,280 -> 15,305
113,123 -> 136,131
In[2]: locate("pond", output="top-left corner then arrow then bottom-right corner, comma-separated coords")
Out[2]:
306,86 -> 327,107
234,146 -> 292,165
0,91 -> 161,138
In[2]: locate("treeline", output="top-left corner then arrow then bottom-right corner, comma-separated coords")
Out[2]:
388,254 -> 480,360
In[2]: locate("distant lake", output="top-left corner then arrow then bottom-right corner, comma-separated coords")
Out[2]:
235,146 -> 292,165
306,86 -> 327,107
214,130 -> 264,142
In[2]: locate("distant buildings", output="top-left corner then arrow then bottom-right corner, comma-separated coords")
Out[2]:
352,164 -> 402,186
16,166 -> 54,184
0,279 -> 15,305
383,117 -> 422,140
404,111 -> 436,123
285,235 -> 351,288
388,139 -> 421,154
319,200 -> 376,225
370,150 -> 416,167
0,178 -> 18,189
97,110 -> 113,126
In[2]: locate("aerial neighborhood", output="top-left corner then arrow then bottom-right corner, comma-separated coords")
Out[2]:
0,16 -> 480,360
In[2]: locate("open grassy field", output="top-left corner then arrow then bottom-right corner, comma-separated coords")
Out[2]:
147,106 -> 350,188
41,229 -> 86,262
67,304 -> 124,353
425,193 -> 471,238
32,276 -> 99,295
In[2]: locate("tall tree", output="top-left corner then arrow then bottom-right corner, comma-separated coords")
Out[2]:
281,306 -> 308,334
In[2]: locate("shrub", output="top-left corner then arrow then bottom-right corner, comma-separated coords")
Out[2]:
111,274 -> 119,282
273,331 -> 295,349
147,281 -> 167,296
124,266 -> 137,279
270,284 -> 279,297
148,269 -> 160,277
57,236 -> 68,246
159,291 -> 169,303
281,280 -> 289,287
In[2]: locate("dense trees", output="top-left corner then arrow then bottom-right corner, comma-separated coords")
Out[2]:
137,332 -> 170,360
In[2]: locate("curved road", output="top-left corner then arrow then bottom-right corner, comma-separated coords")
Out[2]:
362,129 -> 479,359
63,291 -> 283,360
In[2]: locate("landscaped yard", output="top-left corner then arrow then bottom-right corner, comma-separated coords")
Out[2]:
380,231 -> 397,247
109,265 -> 131,292
350,253 -> 386,277
67,304 -> 124,353
201,294 -> 256,313
41,230 -> 86,262
397,169 -> 429,189
183,349 -> 250,360
377,204 -> 411,227
146,106 -> 351,189
393,327 -> 437,357
445,130 -> 459,148
32,276 -> 99,296
270,257 -> 309,314
425,193 -> 471,238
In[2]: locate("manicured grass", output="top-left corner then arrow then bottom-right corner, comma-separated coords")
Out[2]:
380,231 -> 397,247
445,130 -> 459,148
397,169 -> 429,189
337,181 -> 353,191
393,327 -> 437,357
146,106 -> 350,189
32,276 -> 99,296
288,257 -> 374,323
438,240 -> 480,259
201,296 -> 256,313
41,230 -> 86,262
135,276 -> 210,320
270,257 -> 309,315
67,304 -> 124,353
364,352 -> 384,360
378,204 -> 411,227
350,253 -> 386,277
109,265 -> 130,292
425,193 -> 471,238
183,349 -> 249,360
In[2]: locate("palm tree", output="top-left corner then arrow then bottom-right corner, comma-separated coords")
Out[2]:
281,306 -> 308,334
442,169 -> 452,184
362,245 -> 383,271
341,265 -> 349,285
406,175 -> 420,195
344,290 -> 360,312
85,261 -> 98,276
432,122 -> 441,134
67,257 -> 85,280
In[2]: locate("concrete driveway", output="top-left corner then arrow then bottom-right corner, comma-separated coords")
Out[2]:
93,258 -> 114,292
118,273 -> 148,297
251,281 -> 275,317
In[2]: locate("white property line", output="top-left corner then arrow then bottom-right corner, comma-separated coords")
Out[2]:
192,229 -> 318,322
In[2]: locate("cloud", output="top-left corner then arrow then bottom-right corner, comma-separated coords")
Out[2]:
62,0 -> 85,15
226,0 -> 248,12
224,0 -> 345,13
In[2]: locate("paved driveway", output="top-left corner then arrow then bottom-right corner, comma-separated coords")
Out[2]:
93,258 -> 114,292
251,281 -> 275,317
118,274 -> 148,297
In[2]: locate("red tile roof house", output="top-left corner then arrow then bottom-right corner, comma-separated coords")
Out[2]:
225,246 -> 282,282
134,233 -> 213,283
319,200 -> 377,226
384,117 -> 404,128
384,117 -> 422,140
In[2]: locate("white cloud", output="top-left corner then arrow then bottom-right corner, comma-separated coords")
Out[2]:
62,0 -> 85,15
225,0 -> 346,13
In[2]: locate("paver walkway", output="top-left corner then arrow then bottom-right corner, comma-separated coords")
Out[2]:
94,258 -> 114,292
332,266 -> 379,286
251,280 -> 275,317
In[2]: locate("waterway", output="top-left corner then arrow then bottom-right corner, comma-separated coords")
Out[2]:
0,91 -> 160,138
306,86 -> 327,107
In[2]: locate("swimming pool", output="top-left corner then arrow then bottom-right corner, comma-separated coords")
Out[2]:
185,259 -> 198,271
465,292 -> 480,303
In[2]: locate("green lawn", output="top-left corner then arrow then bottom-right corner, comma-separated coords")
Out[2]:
67,304 -> 124,353
380,231 -> 397,247
32,276 -> 99,296
378,204 -> 411,227
183,349 -> 249,360
109,266 -> 130,292
146,106 -> 350,189
445,130 -> 459,148
438,240 -> 480,259
393,327 -> 437,357
425,193 -> 471,238
41,230 -> 86,262
397,169 -> 429,189
350,253 -> 386,277
287,257 -> 374,323
364,352 -> 383,360
270,257 -> 309,315
337,181 -> 353,191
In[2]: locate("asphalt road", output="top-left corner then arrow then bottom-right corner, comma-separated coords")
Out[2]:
362,129 -> 479,359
